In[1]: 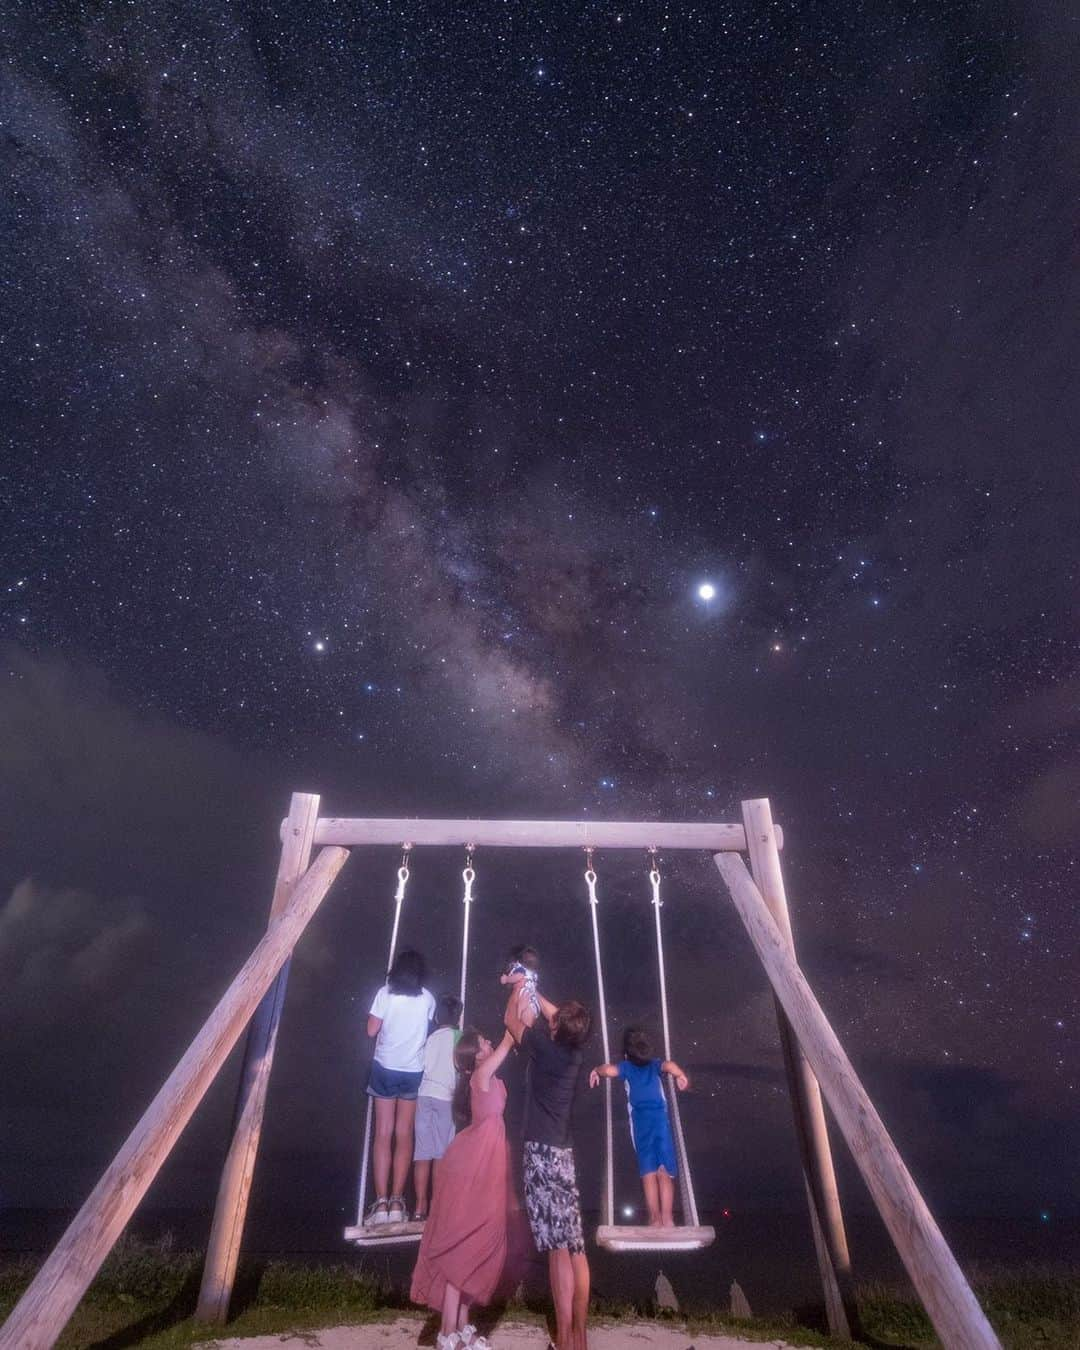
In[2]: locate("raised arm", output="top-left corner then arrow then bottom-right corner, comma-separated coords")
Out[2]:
504,989 -> 528,1044
588,1062 -> 619,1088
475,1031 -> 516,1088
662,1060 -> 690,1090
537,993 -> 558,1022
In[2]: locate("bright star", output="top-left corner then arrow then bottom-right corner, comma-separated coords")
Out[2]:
313,640 -> 326,653
698,582 -> 716,601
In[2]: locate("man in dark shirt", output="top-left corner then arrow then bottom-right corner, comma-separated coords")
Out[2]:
506,989 -> 592,1350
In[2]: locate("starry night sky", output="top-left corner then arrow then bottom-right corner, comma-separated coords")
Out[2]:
1,1 -> 1077,1241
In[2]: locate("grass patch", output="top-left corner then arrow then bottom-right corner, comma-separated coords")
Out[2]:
0,1237 -> 395,1349
2,1240 -> 1079,1349
857,1267 -> 1080,1349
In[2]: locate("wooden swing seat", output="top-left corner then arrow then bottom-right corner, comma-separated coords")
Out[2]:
596,1223 -> 715,1252
343,1218 -> 425,1247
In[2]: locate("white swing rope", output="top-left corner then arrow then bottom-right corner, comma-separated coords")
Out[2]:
354,848 -> 411,1226
459,848 -> 476,1022
585,855 -> 616,1229
649,853 -> 701,1228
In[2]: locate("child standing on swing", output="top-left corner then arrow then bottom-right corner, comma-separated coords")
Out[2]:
366,949 -> 437,1225
589,1026 -> 690,1228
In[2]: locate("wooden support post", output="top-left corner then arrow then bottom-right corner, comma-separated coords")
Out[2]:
714,852 -> 1000,1350
196,792 -> 320,1323
0,845 -> 350,1350
742,798 -> 854,1340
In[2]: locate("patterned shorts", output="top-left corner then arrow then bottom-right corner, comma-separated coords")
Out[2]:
523,1141 -> 585,1254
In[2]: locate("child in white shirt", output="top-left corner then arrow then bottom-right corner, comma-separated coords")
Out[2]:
412,993 -> 464,1221
366,949 -> 436,1225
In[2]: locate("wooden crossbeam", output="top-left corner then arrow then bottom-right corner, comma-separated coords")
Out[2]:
300,816 -> 776,852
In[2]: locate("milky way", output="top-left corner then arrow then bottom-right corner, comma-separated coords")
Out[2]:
0,2 -> 1076,1234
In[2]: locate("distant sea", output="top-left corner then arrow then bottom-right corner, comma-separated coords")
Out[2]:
4,1208 -> 1078,1316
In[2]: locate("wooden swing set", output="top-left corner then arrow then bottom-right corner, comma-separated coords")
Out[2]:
0,795 -> 1001,1350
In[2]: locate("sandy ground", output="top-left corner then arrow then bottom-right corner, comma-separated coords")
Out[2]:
199,1316 -> 790,1350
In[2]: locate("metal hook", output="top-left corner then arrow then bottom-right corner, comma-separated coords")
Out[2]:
648,849 -> 662,905
463,843 -> 476,895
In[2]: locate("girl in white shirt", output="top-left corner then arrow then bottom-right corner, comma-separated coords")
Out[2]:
366,949 -> 436,1224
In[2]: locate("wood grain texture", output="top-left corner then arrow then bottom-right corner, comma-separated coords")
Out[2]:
595,1224 -> 715,1251
343,1220 -> 426,1246
742,797 -> 853,1340
302,816 -> 779,852
0,845 -> 349,1350
715,852 -> 1000,1350
196,792 -> 320,1323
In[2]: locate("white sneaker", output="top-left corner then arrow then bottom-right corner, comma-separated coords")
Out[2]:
459,1326 -> 478,1345
436,1334 -> 462,1350
365,1198 -> 390,1226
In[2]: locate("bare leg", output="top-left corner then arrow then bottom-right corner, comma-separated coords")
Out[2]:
372,1097 -> 395,1201
657,1168 -> 675,1227
392,1097 -> 418,1198
457,1296 -> 473,1332
549,1248 -> 574,1350
641,1172 -> 661,1226
414,1158 -> 432,1216
440,1280 -> 462,1338
571,1250 -> 590,1350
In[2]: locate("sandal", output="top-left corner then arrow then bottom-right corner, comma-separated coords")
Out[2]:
387,1194 -> 407,1223
436,1335 -> 462,1350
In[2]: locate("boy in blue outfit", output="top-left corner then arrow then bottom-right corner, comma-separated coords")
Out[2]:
589,1026 -> 689,1228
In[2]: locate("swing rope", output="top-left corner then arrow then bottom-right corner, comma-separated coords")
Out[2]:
649,856 -> 700,1228
585,856 -> 615,1229
354,848 -> 411,1225
459,848 -> 476,1022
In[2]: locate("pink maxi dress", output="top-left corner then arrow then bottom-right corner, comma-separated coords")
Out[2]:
411,1073 -> 510,1310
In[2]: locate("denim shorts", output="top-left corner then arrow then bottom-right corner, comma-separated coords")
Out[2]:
367,1060 -> 424,1101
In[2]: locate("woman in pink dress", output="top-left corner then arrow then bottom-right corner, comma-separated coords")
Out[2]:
411,1026 -> 515,1350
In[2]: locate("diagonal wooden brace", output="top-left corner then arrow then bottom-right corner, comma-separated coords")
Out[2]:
0,844 -> 350,1350
714,852 -> 1000,1350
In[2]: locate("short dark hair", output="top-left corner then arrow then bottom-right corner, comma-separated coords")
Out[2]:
507,943 -> 540,973
435,993 -> 463,1028
552,999 -> 591,1048
623,1025 -> 653,1066
386,948 -> 426,996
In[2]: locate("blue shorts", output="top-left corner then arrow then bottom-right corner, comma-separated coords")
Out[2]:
367,1060 -> 423,1101
629,1103 -> 678,1177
